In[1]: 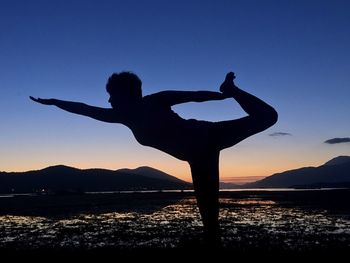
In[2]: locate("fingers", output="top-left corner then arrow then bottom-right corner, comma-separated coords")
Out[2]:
29,96 -> 50,105
29,96 -> 39,102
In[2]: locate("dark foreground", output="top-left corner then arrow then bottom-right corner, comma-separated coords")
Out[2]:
0,189 -> 349,257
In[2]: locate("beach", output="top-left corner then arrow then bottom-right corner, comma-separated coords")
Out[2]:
0,189 -> 349,256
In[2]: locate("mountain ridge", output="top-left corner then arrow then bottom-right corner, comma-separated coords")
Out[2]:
0,165 -> 192,194
244,156 -> 350,188
2,155 -> 349,193
323,156 -> 350,166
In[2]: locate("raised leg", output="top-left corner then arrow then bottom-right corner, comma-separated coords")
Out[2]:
214,73 -> 278,150
189,152 -> 221,244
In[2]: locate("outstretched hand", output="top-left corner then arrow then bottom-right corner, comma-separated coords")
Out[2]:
29,96 -> 56,105
220,72 -> 237,96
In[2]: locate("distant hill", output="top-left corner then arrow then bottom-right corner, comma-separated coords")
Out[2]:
244,156 -> 350,188
219,182 -> 240,189
0,165 -> 192,194
323,156 -> 350,166
118,166 -> 184,184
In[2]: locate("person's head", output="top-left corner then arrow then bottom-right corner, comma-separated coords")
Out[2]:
106,72 -> 142,108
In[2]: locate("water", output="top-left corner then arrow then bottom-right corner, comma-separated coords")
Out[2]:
0,190 -> 349,251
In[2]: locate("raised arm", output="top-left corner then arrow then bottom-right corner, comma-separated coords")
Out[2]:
30,97 -> 120,123
147,90 -> 228,107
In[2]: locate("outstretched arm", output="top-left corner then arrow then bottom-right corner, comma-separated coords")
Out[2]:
30,97 -> 120,123
148,90 -> 228,107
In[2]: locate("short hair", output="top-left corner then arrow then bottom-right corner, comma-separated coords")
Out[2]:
106,72 -> 142,98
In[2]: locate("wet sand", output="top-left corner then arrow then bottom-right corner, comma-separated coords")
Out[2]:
0,189 -> 349,256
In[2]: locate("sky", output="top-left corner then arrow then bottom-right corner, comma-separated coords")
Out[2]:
1,0 -> 349,183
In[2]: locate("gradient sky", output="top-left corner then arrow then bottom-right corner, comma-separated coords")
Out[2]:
1,0 -> 349,183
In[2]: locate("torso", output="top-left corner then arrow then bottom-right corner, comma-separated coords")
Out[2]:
119,95 -> 203,161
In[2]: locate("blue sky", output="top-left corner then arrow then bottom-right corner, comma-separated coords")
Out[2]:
1,0 -> 349,182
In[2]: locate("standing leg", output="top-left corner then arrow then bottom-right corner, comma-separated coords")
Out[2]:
189,151 -> 220,245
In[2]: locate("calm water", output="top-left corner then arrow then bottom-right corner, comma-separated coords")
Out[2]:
0,191 -> 350,251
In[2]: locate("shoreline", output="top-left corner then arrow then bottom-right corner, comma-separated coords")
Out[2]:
0,189 -> 349,254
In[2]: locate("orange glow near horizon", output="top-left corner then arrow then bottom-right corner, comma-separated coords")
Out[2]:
2,150 -> 345,184
2,132 -> 349,184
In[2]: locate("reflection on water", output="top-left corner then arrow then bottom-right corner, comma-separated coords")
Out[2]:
219,197 -> 350,250
0,195 -> 350,250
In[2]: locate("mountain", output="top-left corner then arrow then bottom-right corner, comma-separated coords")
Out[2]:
219,182 -> 240,189
245,156 -> 350,188
0,165 -> 192,194
118,166 -> 184,183
323,156 -> 350,166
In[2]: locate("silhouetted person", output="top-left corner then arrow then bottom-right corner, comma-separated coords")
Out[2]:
30,71 -> 277,244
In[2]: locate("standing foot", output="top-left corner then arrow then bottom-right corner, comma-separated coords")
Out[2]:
202,229 -> 222,249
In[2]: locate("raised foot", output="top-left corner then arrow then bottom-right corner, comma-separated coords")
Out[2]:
219,72 -> 237,95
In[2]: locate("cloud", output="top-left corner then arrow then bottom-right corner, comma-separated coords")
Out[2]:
324,137 -> 350,144
269,132 -> 292,137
